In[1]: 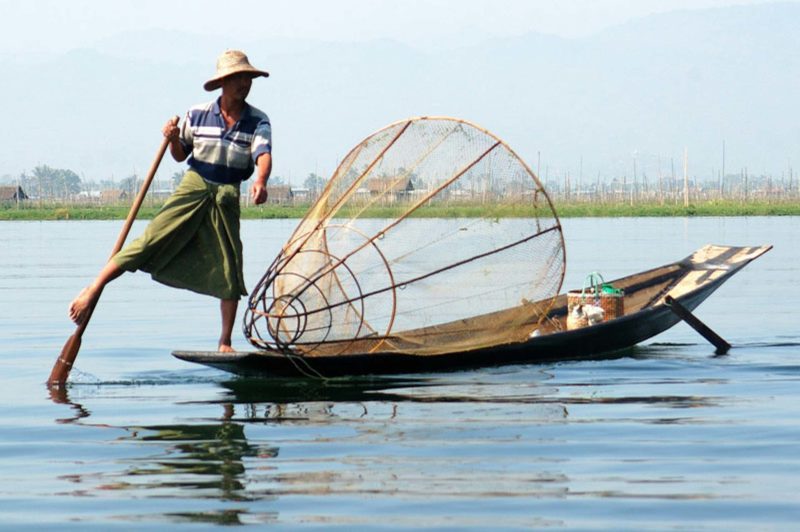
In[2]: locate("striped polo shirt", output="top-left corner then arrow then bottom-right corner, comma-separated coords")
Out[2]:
179,98 -> 272,184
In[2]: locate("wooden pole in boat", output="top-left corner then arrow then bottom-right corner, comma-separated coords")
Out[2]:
47,122 -> 176,387
664,295 -> 731,355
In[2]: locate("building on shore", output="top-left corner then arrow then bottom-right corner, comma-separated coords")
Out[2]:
0,186 -> 28,203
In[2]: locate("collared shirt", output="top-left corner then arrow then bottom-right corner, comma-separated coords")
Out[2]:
179,98 -> 272,184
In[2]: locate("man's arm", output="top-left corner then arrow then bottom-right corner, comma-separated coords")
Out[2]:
250,153 -> 271,205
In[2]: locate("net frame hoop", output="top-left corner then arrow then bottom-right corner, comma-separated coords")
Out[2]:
268,223 -> 400,355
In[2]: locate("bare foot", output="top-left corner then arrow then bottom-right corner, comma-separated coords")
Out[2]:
218,344 -> 236,353
68,285 -> 100,325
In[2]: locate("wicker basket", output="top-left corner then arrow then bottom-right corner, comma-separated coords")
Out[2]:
566,273 -> 625,330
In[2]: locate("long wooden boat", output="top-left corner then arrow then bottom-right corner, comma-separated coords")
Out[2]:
173,244 -> 771,378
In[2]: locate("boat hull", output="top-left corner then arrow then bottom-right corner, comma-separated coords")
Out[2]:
173,244 -> 771,378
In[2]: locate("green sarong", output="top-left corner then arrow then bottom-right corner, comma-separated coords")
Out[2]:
113,170 -> 247,300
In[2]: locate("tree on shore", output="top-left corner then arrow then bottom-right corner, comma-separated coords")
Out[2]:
119,174 -> 141,196
304,173 -> 326,194
20,165 -> 81,199
171,171 -> 183,188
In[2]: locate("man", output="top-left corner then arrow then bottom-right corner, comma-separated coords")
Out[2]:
69,50 -> 272,352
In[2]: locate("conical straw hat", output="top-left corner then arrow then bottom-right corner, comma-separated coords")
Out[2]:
203,50 -> 269,91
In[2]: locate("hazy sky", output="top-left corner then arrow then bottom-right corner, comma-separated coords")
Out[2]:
0,0 -> 791,53
1,0 -> 796,183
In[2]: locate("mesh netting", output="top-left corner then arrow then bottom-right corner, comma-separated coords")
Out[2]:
244,117 -> 565,357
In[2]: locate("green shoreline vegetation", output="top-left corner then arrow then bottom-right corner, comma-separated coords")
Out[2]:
2,199 -> 800,221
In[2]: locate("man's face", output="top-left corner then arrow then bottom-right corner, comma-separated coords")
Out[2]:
221,73 -> 253,101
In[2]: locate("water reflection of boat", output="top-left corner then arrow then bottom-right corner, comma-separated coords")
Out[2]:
174,244 -> 771,378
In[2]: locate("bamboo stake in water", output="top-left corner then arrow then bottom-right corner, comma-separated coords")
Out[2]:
683,147 -> 689,207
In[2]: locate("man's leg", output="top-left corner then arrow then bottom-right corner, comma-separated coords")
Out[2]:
219,298 -> 238,352
68,260 -> 125,325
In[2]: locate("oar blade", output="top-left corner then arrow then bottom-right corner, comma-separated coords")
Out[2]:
48,332 -> 82,387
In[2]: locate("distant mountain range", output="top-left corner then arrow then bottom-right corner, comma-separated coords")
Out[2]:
2,2 -> 798,186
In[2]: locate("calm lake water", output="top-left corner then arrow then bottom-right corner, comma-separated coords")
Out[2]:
1,217 -> 798,530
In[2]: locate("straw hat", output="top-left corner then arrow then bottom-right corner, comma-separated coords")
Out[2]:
203,50 -> 269,91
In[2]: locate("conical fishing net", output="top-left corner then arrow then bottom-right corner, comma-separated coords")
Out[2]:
244,117 -> 565,357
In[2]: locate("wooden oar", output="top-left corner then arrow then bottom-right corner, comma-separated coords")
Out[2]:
48,122 -> 176,387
